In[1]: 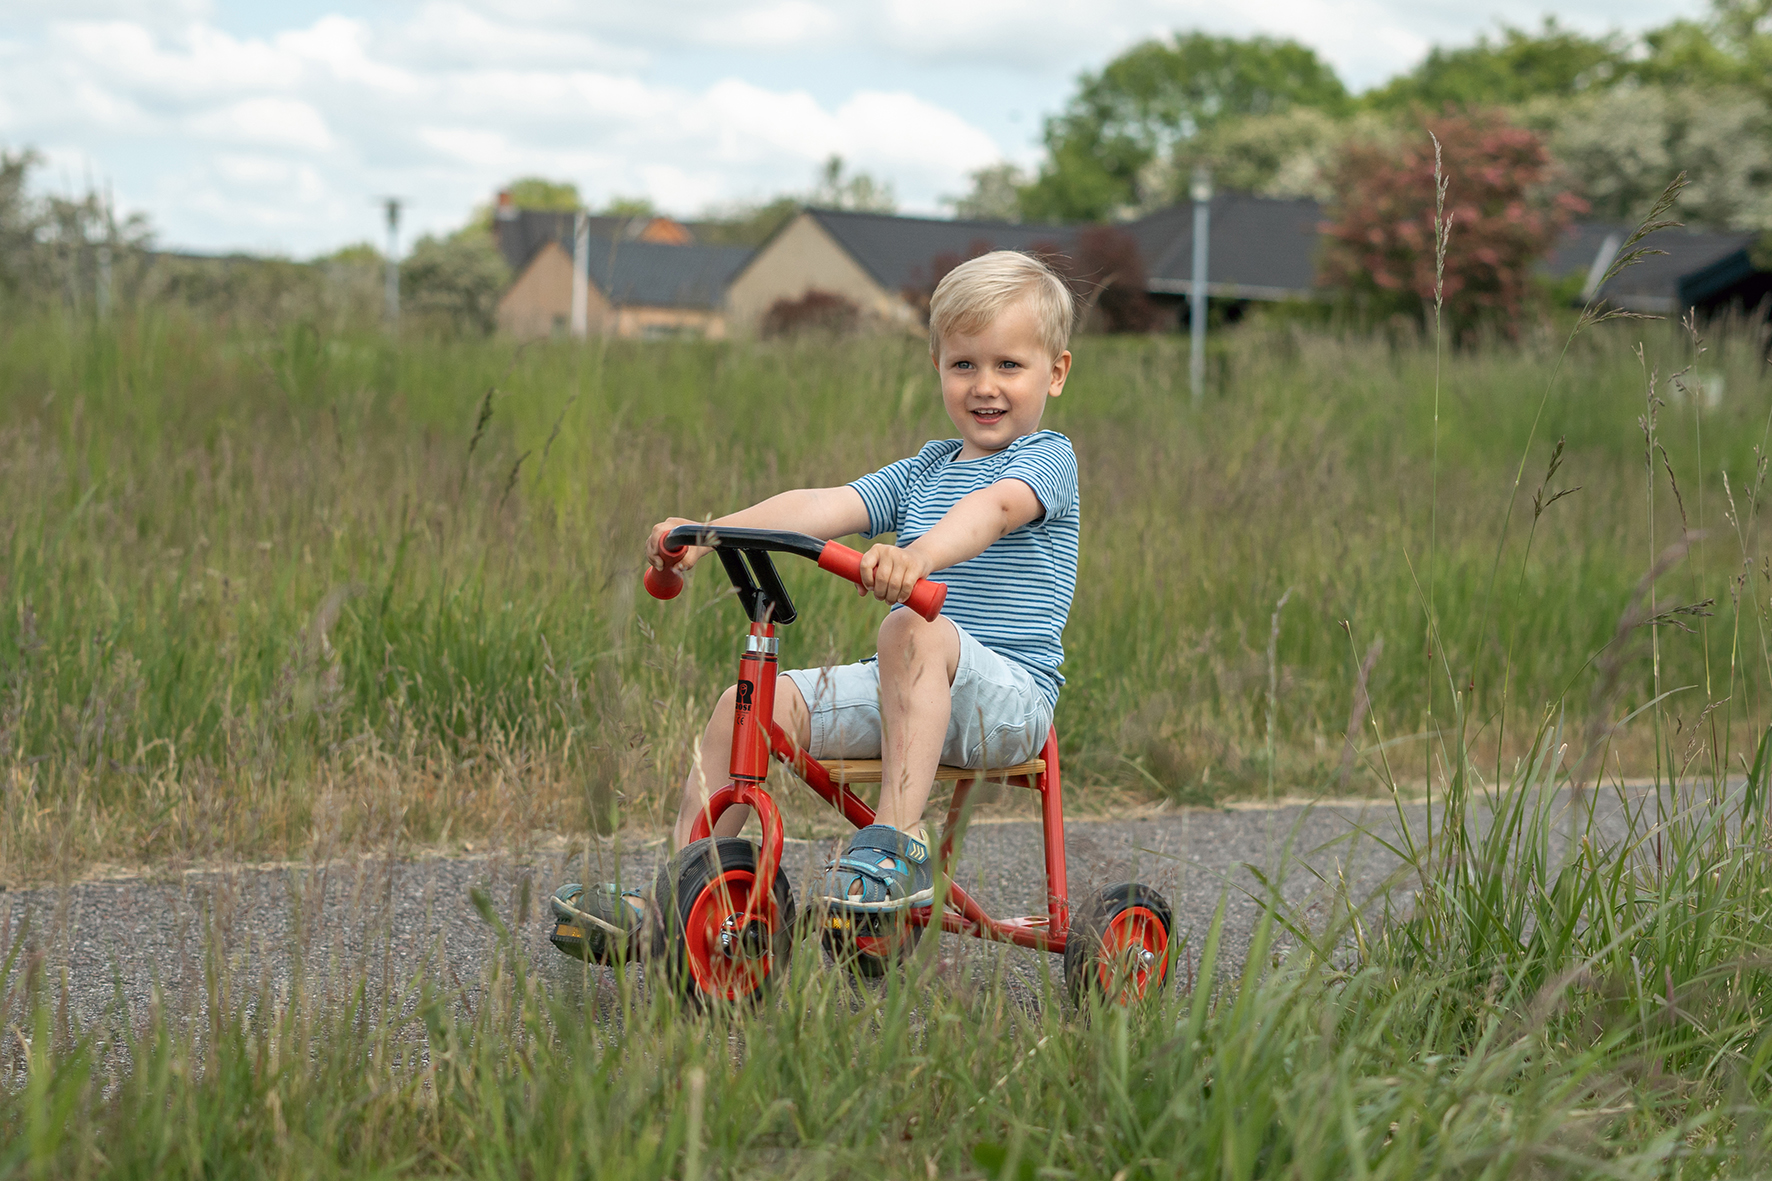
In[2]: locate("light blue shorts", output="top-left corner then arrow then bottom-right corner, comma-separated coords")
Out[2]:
781,619 -> 1052,770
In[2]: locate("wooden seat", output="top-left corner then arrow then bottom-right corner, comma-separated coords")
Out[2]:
817,758 -> 1045,785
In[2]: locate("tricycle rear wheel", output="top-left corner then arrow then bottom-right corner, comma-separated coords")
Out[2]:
819,906 -> 929,976
1063,883 -> 1172,1005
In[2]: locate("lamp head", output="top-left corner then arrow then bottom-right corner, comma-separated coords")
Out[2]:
1190,167 -> 1213,203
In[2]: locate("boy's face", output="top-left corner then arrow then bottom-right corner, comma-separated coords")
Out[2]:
932,299 -> 1071,460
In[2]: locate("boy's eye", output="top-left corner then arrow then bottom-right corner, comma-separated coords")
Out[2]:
1000,361 -> 1020,370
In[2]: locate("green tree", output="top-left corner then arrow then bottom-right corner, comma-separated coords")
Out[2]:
400,230 -> 510,336
0,148 -> 42,296
600,195 -> 656,217
504,177 -> 582,210
947,163 -> 1028,221
1362,19 -> 1627,111
694,196 -> 800,247
809,156 -> 896,213
1159,107 -> 1366,203
1523,86 -> 1772,229
469,177 -> 584,235
318,241 -> 381,266
1020,33 -> 1349,221
1636,0 -> 1772,97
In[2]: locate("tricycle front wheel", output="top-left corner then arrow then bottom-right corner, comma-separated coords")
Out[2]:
650,838 -> 795,1006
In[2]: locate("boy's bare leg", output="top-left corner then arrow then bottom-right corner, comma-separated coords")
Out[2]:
873,609 -> 961,833
671,677 -> 811,849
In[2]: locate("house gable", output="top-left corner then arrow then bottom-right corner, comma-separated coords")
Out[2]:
725,211 -> 903,334
496,240 -> 611,340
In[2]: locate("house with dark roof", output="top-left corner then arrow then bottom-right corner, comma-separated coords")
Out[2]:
726,208 -> 1076,335
493,205 -> 751,339
1542,221 -> 1769,315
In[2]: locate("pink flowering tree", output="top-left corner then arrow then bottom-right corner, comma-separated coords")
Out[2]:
1321,110 -> 1587,341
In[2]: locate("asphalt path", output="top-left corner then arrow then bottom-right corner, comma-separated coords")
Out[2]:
5,783 -> 1686,1029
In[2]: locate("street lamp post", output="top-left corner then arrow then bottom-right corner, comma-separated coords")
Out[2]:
1189,167 -> 1212,406
382,198 -> 402,326
571,210 -> 590,339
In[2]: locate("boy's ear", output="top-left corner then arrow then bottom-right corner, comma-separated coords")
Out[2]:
1047,349 -> 1072,398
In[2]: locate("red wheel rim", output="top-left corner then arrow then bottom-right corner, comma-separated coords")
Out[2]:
1096,906 -> 1167,1002
682,869 -> 779,1001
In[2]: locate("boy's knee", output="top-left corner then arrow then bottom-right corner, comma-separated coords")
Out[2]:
876,607 -> 926,653
773,676 -> 811,744
876,610 -> 958,679
707,683 -> 739,723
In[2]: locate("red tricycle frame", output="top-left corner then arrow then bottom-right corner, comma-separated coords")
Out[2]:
649,525 -> 1072,958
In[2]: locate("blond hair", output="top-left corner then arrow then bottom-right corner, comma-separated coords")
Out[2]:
928,250 -> 1074,359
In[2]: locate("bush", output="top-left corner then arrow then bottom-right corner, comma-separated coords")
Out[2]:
760,288 -> 861,338
1068,225 -> 1162,333
1321,110 -> 1585,341
399,230 -> 510,337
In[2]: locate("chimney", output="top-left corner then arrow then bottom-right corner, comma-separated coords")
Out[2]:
495,189 -> 517,221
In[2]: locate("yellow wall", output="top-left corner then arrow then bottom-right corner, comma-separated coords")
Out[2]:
497,242 -> 606,339
725,213 -> 914,335
613,305 -> 728,340
495,242 -> 725,340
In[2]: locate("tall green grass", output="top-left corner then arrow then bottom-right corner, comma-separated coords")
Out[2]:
4,728 -> 1772,1177
0,306 -> 1767,874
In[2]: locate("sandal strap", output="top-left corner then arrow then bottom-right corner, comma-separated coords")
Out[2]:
832,854 -> 910,893
843,824 -> 929,865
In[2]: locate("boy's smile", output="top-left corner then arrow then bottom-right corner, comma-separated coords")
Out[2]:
934,300 -> 1071,461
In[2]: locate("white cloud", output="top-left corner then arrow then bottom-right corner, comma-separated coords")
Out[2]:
395,2 -> 645,69
52,20 -> 303,99
277,15 -> 419,92
693,0 -> 844,48
190,97 -> 332,149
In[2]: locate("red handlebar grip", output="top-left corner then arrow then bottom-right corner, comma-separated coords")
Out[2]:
816,541 -> 947,622
644,542 -> 688,600
904,578 -> 948,621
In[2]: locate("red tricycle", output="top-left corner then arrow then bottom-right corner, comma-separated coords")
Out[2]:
549,524 -> 1173,1006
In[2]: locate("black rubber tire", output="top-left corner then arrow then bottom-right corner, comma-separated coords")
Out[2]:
648,838 -> 795,1006
1063,883 -> 1173,1005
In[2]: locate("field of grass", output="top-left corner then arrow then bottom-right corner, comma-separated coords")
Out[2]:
3,291 -> 1772,1176
1,307 -> 1768,877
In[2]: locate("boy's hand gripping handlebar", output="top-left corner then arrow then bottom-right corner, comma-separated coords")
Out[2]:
812,541 -> 947,621
642,543 -> 691,601
644,526 -> 947,622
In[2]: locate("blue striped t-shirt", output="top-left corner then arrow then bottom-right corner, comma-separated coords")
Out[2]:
849,430 -> 1079,707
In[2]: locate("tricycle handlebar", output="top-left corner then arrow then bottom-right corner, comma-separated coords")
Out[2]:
645,525 -> 947,622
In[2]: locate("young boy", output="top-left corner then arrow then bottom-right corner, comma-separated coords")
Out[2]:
552,250 -> 1079,953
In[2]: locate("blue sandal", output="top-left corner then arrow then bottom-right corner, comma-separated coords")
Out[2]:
819,825 -> 934,913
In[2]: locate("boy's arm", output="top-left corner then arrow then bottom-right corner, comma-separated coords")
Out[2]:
648,487 -> 871,571
857,479 -> 1043,604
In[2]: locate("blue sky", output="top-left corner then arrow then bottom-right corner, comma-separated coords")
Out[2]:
0,0 -> 1703,257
